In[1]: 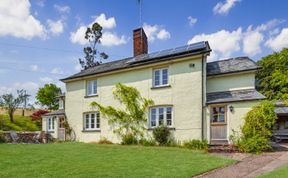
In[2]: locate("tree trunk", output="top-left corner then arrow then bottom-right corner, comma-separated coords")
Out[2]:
9,111 -> 14,123
22,109 -> 25,116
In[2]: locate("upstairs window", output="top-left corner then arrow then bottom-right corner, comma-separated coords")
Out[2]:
87,80 -> 97,96
84,112 -> 100,131
153,68 -> 169,87
150,106 -> 173,128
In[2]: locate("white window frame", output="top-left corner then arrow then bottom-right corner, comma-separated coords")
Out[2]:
83,112 -> 100,131
149,106 -> 173,128
87,80 -> 97,96
47,117 -> 55,132
153,68 -> 169,87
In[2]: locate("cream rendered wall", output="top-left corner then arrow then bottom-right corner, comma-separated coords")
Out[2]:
65,56 -> 204,143
205,100 -> 260,143
207,72 -> 255,93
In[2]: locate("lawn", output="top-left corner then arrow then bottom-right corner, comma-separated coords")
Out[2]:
0,143 -> 234,178
258,165 -> 288,178
0,114 -> 40,131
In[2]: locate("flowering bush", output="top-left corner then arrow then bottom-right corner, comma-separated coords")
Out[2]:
31,110 -> 49,121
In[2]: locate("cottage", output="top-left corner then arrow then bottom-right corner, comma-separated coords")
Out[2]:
42,28 -> 265,144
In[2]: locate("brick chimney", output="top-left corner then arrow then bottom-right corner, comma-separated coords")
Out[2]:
133,28 -> 148,56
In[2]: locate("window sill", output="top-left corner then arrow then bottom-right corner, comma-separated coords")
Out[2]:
81,130 -> 101,132
151,85 -> 171,90
84,94 -> 98,98
147,127 -> 175,131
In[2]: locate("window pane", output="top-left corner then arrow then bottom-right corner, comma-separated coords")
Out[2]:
151,108 -> 156,127
219,114 -> 225,122
162,69 -> 168,85
166,107 -> 172,126
154,70 -> 160,86
91,114 -> 95,128
85,114 -> 89,129
212,115 -> 218,122
219,107 -> 225,114
93,80 -> 97,94
87,81 -> 92,95
96,113 -> 100,128
159,108 -> 164,125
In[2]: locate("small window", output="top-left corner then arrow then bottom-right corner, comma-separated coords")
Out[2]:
83,112 -> 100,130
47,117 -> 55,131
150,106 -> 173,128
211,106 -> 226,124
153,68 -> 169,87
87,80 -> 97,96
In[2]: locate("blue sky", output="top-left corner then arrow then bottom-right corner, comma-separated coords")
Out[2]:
1,0 -> 288,104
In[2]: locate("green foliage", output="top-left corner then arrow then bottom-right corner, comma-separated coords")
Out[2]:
91,83 -> 154,141
238,101 -> 277,153
139,138 -> 156,146
0,89 -> 28,122
182,139 -> 208,151
152,125 -> 171,146
256,48 -> 288,100
121,133 -> 138,145
79,22 -> 109,69
36,84 -> 61,110
0,114 -> 40,131
0,130 -> 5,143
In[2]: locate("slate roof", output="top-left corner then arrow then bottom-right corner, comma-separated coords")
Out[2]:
275,107 -> 288,116
206,89 -> 266,104
61,41 -> 211,81
43,109 -> 65,116
206,57 -> 260,76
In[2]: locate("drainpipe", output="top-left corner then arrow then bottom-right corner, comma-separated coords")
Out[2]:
201,54 -> 205,141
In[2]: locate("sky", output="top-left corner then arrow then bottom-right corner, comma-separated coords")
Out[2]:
1,0 -> 288,105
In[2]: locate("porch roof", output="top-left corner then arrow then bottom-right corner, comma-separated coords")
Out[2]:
43,109 -> 65,117
206,89 -> 266,104
275,107 -> 288,116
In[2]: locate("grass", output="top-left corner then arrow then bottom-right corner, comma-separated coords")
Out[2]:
258,165 -> 288,178
0,114 -> 40,131
0,143 -> 235,178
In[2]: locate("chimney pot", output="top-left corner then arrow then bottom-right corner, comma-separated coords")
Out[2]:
133,28 -> 148,57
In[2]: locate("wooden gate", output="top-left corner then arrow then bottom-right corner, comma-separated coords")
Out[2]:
58,117 -> 66,141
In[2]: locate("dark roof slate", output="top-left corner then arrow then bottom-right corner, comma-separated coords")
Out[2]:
61,41 -> 211,81
206,57 -> 260,76
43,109 -> 65,116
206,89 -> 266,104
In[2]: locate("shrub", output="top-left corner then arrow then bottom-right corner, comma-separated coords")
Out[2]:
152,125 -> 171,146
238,101 -> 277,153
139,138 -> 156,146
183,139 -> 208,150
121,133 -> 138,145
0,130 -> 6,143
98,137 -> 113,144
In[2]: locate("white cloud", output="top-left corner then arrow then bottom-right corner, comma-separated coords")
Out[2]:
157,29 -> 171,40
265,28 -> 288,51
39,77 -> 53,83
70,13 -> 127,46
51,67 -> 64,75
213,0 -> 240,15
54,4 -> 70,14
30,65 -> 40,72
47,19 -> 64,35
188,28 -> 242,60
188,16 -> 197,26
74,64 -> 82,72
0,82 -> 39,97
35,0 -> 45,7
0,0 -> 46,39
243,29 -> 264,56
143,23 -> 171,42
94,13 -> 116,29
101,32 -> 127,47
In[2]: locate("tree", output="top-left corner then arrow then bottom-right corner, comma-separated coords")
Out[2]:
36,84 -> 61,110
21,90 -> 31,116
256,48 -> 288,100
0,90 -> 27,122
79,22 -> 108,69
31,109 -> 49,121
91,83 -> 153,141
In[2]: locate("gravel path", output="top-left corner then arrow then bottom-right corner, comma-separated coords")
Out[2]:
195,144 -> 288,178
